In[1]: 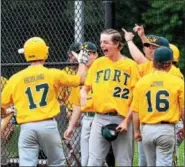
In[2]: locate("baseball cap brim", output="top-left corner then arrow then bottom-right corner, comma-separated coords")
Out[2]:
143,42 -> 160,47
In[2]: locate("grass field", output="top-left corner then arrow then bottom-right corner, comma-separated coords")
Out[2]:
6,126 -> 185,166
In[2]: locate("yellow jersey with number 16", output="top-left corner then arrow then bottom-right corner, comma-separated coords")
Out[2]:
131,71 -> 184,124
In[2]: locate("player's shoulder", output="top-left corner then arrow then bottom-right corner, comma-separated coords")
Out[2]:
94,56 -> 106,63
136,72 -> 154,85
124,57 -> 138,66
138,60 -> 152,67
168,72 -> 184,83
170,65 -> 184,79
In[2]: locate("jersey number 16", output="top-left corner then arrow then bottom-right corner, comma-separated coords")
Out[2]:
146,90 -> 169,112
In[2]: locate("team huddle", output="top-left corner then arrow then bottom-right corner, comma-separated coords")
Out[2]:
1,24 -> 184,167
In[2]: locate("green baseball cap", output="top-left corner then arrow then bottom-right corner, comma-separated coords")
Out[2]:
154,47 -> 173,62
101,124 -> 119,142
68,42 -> 81,53
81,42 -> 97,52
144,35 -> 169,47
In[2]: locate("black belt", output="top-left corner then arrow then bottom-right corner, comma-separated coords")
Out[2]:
98,112 -> 118,116
84,112 -> 95,117
142,121 -> 174,125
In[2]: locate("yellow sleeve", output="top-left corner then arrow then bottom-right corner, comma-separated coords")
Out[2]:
179,80 -> 184,110
131,62 -> 141,90
130,83 -> 140,112
176,68 -> 184,80
138,63 -> 145,77
53,69 -> 80,87
68,86 -> 81,106
170,66 -> 184,79
1,79 -> 14,109
85,63 -> 95,86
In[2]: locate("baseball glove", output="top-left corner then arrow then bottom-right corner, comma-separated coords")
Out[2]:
72,48 -> 90,65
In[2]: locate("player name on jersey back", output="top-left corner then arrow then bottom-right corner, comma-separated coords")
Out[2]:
24,74 -> 44,83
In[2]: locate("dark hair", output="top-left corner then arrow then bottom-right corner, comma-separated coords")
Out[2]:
153,61 -> 172,70
101,29 -> 123,50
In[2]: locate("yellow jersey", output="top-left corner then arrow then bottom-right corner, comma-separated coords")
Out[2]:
58,67 -> 77,110
139,61 -> 184,79
131,71 -> 184,124
68,86 -> 93,112
85,56 -> 140,117
1,65 -> 80,124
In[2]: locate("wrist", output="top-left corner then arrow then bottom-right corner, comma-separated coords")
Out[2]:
126,40 -> 133,43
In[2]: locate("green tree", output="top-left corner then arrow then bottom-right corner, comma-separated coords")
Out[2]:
141,0 -> 184,73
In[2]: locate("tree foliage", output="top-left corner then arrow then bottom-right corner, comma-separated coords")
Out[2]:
141,0 -> 184,73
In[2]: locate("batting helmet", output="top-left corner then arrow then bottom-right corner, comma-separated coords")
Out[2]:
18,37 -> 49,62
101,124 -> 119,142
170,44 -> 180,63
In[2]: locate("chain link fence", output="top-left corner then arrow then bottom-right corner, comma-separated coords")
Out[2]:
1,0 -> 104,166
1,0 -> 184,167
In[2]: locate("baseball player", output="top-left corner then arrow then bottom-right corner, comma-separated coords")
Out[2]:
1,76 -> 10,166
131,47 -> 184,166
1,37 -> 90,166
123,27 -> 184,166
169,43 -> 184,164
170,43 -> 180,67
80,29 -> 140,166
57,42 -> 81,108
64,42 -> 98,166
51,42 -> 82,166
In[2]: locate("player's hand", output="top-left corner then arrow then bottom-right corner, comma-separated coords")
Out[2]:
122,28 -> 135,42
64,126 -> 74,141
116,119 -> 128,132
133,24 -> 145,37
177,128 -> 184,140
6,106 -> 16,115
72,48 -> 90,65
134,131 -> 142,142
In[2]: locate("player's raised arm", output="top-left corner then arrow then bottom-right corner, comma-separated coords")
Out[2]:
122,28 -> 147,64
133,24 -> 149,44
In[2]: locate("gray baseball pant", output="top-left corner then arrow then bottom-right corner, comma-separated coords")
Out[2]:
141,124 -> 175,166
18,119 -> 66,166
87,113 -> 133,166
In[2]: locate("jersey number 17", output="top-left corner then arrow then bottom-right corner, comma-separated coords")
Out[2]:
25,83 -> 49,109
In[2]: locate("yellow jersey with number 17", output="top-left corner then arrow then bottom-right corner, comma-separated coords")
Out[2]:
1,65 -> 80,124
131,71 -> 184,124
85,56 -> 140,117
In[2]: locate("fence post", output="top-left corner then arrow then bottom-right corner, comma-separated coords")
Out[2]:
103,0 -> 115,29
74,0 -> 84,43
